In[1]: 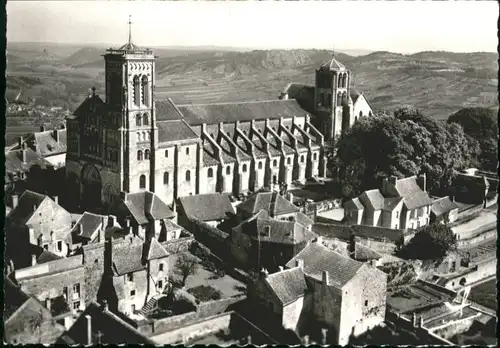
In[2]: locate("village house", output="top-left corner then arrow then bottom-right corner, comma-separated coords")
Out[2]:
430,196 -> 459,224
344,175 -> 433,230
236,191 -> 303,222
250,238 -> 387,345
177,192 -> 236,227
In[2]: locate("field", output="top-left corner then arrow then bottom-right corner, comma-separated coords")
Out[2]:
6,43 -> 498,142
469,279 -> 497,310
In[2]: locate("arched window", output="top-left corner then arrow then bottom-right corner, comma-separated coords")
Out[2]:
50,231 -> 54,242
143,113 -> 149,126
164,172 -> 169,184
273,175 -> 277,184
287,157 -> 291,165
226,166 -> 231,175
327,93 -> 332,107
342,92 -> 347,105
338,74 -> 342,88
369,111 -> 373,117
133,76 -> 140,106
137,150 -> 143,161
141,76 -> 149,106
242,164 -> 247,172
258,161 -> 263,170
142,131 -> 147,141
337,92 -> 342,106
313,153 -> 317,161
300,155 -> 305,163
136,114 -> 142,127
139,174 -> 146,189
137,132 -> 141,142
185,170 -> 191,182
207,168 -> 214,178
186,147 -> 190,155
359,111 -> 363,118
165,149 -> 168,158
342,74 -> 347,88
273,159 -> 278,167
144,149 -> 150,160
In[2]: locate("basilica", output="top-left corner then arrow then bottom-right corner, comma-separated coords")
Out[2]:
65,35 -> 373,211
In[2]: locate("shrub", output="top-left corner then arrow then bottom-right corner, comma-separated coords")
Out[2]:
187,285 -> 222,302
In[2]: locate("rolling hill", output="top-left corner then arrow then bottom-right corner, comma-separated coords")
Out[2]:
6,43 -> 498,123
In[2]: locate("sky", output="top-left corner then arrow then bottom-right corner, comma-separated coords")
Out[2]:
7,0 -> 499,54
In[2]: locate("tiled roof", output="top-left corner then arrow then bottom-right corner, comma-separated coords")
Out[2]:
122,191 -> 175,225
382,197 -> 403,212
163,219 -> 183,232
431,197 -> 459,217
282,142 -> 296,155
4,277 -> 30,320
33,129 -> 67,157
395,177 -> 433,210
179,193 -> 235,221
70,212 -> 105,239
157,119 -> 199,143
156,98 -> 184,121
344,197 -> 364,210
237,192 -> 299,216
175,99 -> 308,125
360,189 -> 385,211
320,55 -> 346,71
5,148 -> 51,173
354,243 -> 382,261
295,211 -> 314,227
37,249 -> 64,264
350,89 -> 361,104
286,242 -> 364,289
203,144 -> 220,166
145,238 -> 169,260
73,94 -> 107,118
111,238 -> 168,276
7,190 -> 48,226
265,267 -> 307,305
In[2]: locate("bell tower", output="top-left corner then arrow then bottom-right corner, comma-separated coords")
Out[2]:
103,15 -> 158,198
314,50 -> 351,142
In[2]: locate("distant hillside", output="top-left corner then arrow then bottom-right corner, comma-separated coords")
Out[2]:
6,44 -> 498,124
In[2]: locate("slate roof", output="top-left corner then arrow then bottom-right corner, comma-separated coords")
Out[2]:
112,238 -> 168,276
360,189 -> 385,211
382,197 -> 404,212
395,177 -> 433,210
156,98 -> 184,121
7,190 -> 48,226
350,89 -> 361,104
295,211 -> 314,227
344,197 -> 364,210
5,148 -> 51,173
157,119 -> 199,143
237,192 -> 299,216
203,144 -> 220,166
286,242 -> 364,289
73,94 -> 107,119
70,212 -> 105,239
4,277 -> 31,320
354,243 -> 382,261
163,219 -> 183,232
121,191 -> 175,225
431,197 -> 459,217
265,267 -> 307,305
33,129 -> 67,157
320,54 -> 346,71
179,193 -> 235,221
175,99 -> 308,125
37,250 -> 64,264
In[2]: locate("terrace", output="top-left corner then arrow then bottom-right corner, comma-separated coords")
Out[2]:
387,281 -> 454,314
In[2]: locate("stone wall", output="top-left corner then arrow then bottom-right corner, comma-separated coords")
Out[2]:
82,242 -> 106,306
456,229 -> 497,248
161,235 -> 194,254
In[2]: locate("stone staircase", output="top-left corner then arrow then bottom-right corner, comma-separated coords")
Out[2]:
138,295 -> 162,316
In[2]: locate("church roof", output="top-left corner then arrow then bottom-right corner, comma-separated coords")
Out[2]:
157,119 -> 199,143
72,94 -> 106,119
179,193 -> 235,222
320,54 -> 347,71
174,99 -> 308,125
118,42 -> 142,51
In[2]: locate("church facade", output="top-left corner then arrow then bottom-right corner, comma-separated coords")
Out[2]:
65,38 -> 373,211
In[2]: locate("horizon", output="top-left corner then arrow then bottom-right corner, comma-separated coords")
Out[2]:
7,1 -> 498,54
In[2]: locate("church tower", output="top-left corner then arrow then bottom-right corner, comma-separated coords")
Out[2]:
314,51 -> 352,142
103,16 -> 158,201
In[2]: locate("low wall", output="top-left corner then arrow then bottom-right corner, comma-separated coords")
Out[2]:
431,317 -> 477,340
162,236 -> 194,254
455,204 -> 483,221
386,312 -> 451,345
312,223 -> 404,248
441,258 -> 497,290
312,223 -> 351,240
457,229 -> 497,248
181,218 -> 229,259
15,254 -> 83,280
315,215 -> 345,225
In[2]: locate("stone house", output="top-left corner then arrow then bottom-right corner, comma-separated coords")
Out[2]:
236,191 -> 301,221
66,213 -> 117,253
430,196 -> 459,224
6,190 -> 73,268
250,239 -> 387,345
344,175 -> 433,230
177,192 -> 236,228
4,277 -> 66,345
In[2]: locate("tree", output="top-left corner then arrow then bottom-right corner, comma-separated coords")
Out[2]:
174,253 -> 199,286
448,107 -> 498,171
400,223 -> 456,260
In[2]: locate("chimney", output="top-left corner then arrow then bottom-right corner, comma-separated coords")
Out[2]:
280,92 -> 289,100
349,234 -> 356,259
120,191 -> 128,202
77,223 -> 83,235
53,129 -> 59,143
40,125 -> 46,132
53,196 -> 59,205
29,227 -> 35,244
22,149 -> 27,163
321,328 -> 328,345
303,335 -> 309,345
316,236 -> 323,245
418,173 -> 427,192
278,266 -> 284,272
388,175 -> 397,186
33,204 -> 37,212
18,136 -> 23,149
322,270 -> 329,286
45,298 -> 52,310
247,335 -> 252,345
295,259 -> 304,270
288,192 -> 294,204
12,195 -> 19,209
91,86 -> 96,97
419,316 -> 424,328
108,215 -> 115,227
451,195 -> 455,202
172,200 -> 177,213
31,254 -> 37,266
85,314 -> 92,345
98,225 -> 105,243
412,312 -> 417,328
259,268 -> 269,279
102,300 -> 108,311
